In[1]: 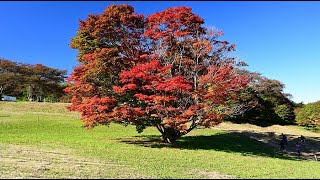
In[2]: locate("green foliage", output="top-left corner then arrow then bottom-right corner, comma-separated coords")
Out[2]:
228,70 -> 296,125
0,58 -> 68,102
274,104 -> 296,124
44,94 -> 60,103
296,101 -> 320,127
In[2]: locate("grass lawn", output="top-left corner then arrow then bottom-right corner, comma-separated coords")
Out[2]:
0,101 -> 319,178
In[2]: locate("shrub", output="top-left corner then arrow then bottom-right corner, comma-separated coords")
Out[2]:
296,101 -> 320,127
274,104 -> 296,124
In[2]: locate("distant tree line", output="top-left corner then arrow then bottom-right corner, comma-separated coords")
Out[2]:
0,58 -> 69,102
225,69 -> 296,125
225,69 -> 320,129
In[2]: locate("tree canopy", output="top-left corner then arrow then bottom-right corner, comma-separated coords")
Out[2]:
66,4 -> 251,143
296,101 -> 320,127
0,58 -> 67,102
226,69 -> 296,125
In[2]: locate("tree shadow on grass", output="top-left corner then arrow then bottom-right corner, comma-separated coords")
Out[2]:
119,131 -> 303,161
227,130 -> 320,160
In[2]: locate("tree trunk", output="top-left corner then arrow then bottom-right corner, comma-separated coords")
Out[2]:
161,127 -> 182,144
155,125 -> 184,144
0,86 -> 3,100
27,85 -> 34,101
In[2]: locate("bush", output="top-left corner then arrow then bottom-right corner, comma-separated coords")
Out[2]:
274,104 -> 296,124
44,94 -> 60,103
296,101 -> 320,127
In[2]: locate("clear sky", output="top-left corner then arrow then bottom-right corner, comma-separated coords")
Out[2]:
1,1 -> 319,104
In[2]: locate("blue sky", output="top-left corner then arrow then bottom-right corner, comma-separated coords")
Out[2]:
0,1 -> 319,104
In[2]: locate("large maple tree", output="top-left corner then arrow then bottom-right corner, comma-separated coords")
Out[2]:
66,4 -> 250,143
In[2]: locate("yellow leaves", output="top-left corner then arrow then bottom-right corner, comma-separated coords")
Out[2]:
192,39 -> 212,56
163,118 -> 172,124
207,83 -> 217,93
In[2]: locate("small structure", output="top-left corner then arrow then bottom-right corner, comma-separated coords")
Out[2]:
1,95 -> 17,101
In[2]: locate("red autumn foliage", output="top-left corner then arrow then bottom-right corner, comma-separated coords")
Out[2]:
66,4 -> 251,143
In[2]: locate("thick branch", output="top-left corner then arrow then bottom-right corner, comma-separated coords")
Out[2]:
156,124 -> 164,134
186,116 -> 200,133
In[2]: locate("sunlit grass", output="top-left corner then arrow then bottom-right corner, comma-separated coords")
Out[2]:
0,101 -> 319,178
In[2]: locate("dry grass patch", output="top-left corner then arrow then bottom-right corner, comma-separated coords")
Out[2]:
190,171 -> 237,179
0,143 -> 151,179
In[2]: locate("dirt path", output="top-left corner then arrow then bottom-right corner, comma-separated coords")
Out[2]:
0,144 -> 150,179
213,122 -> 320,161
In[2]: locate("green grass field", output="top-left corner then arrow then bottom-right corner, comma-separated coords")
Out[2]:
0,101 -> 319,178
